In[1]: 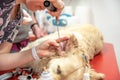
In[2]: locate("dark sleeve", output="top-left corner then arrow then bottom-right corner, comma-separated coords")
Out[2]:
0,15 -> 22,43
0,0 -> 15,8
0,0 -> 22,43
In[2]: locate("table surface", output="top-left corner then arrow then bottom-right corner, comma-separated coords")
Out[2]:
90,43 -> 120,80
0,43 -> 120,80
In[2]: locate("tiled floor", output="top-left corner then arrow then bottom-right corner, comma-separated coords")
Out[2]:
64,0 -> 120,71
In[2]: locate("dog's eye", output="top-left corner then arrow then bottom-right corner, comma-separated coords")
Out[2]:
57,65 -> 62,74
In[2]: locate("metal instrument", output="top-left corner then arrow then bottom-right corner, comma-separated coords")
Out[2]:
56,18 -> 63,50
44,0 -> 62,50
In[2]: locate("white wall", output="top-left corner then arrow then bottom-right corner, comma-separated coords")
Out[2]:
63,0 -> 120,71
90,0 -> 120,71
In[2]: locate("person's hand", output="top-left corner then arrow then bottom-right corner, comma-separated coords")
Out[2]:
31,24 -> 47,38
25,0 -> 64,18
36,36 -> 70,58
48,0 -> 64,18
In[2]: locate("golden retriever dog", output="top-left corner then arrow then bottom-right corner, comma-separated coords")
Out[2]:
21,24 -> 105,80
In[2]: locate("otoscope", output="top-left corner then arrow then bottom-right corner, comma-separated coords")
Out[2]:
44,0 -> 57,12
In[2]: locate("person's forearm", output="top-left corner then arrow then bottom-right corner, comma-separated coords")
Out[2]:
16,0 -> 26,5
0,49 -> 34,71
0,42 -> 12,54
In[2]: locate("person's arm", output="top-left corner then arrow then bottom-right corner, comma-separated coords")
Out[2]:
0,42 -> 13,54
0,48 -> 33,71
0,42 -> 33,71
0,36 -> 69,71
16,0 -> 26,5
31,12 -> 47,38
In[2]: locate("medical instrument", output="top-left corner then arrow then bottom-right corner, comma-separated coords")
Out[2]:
44,0 -> 57,12
44,0 -> 62,50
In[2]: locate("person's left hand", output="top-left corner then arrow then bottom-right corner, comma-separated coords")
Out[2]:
36,36 -> 70,58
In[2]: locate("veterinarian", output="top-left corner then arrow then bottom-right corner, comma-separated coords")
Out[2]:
0,0 -> 69,71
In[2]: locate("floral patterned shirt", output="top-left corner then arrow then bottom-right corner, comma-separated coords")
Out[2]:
0,0 -> 22,43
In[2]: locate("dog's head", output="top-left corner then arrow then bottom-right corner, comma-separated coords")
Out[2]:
47,54 -> 85,80
46,52 -> 104,80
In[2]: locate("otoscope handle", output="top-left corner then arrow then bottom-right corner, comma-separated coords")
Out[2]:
44,0 -> 57,12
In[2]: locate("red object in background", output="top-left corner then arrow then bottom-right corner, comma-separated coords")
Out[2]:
90,43 -> 120,80
0,43 -> 120,80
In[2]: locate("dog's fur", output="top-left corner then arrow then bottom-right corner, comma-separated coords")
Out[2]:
21,24 -> 105,80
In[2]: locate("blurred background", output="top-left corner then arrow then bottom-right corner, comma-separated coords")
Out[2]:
63,0 -> 120,71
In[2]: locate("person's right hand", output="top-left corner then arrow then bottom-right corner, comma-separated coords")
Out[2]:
35,36 -> 70,58
48,0 -> 65,19
25,0 -> 64,18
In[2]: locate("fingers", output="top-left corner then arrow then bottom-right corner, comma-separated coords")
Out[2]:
48,10 -> 61,17
38,36 -> 69,52
47,40 -> 59,47
49,0 -> 64,9
46,36 -> 70,48
48,36 -> 70,47
48,0 -> 64,17
56,36 -> 70,43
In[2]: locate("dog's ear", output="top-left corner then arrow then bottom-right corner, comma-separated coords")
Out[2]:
65,33 -> 79,53
89,69 -> 105,80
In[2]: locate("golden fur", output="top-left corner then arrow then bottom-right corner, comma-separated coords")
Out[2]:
21,24 -> 105,80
